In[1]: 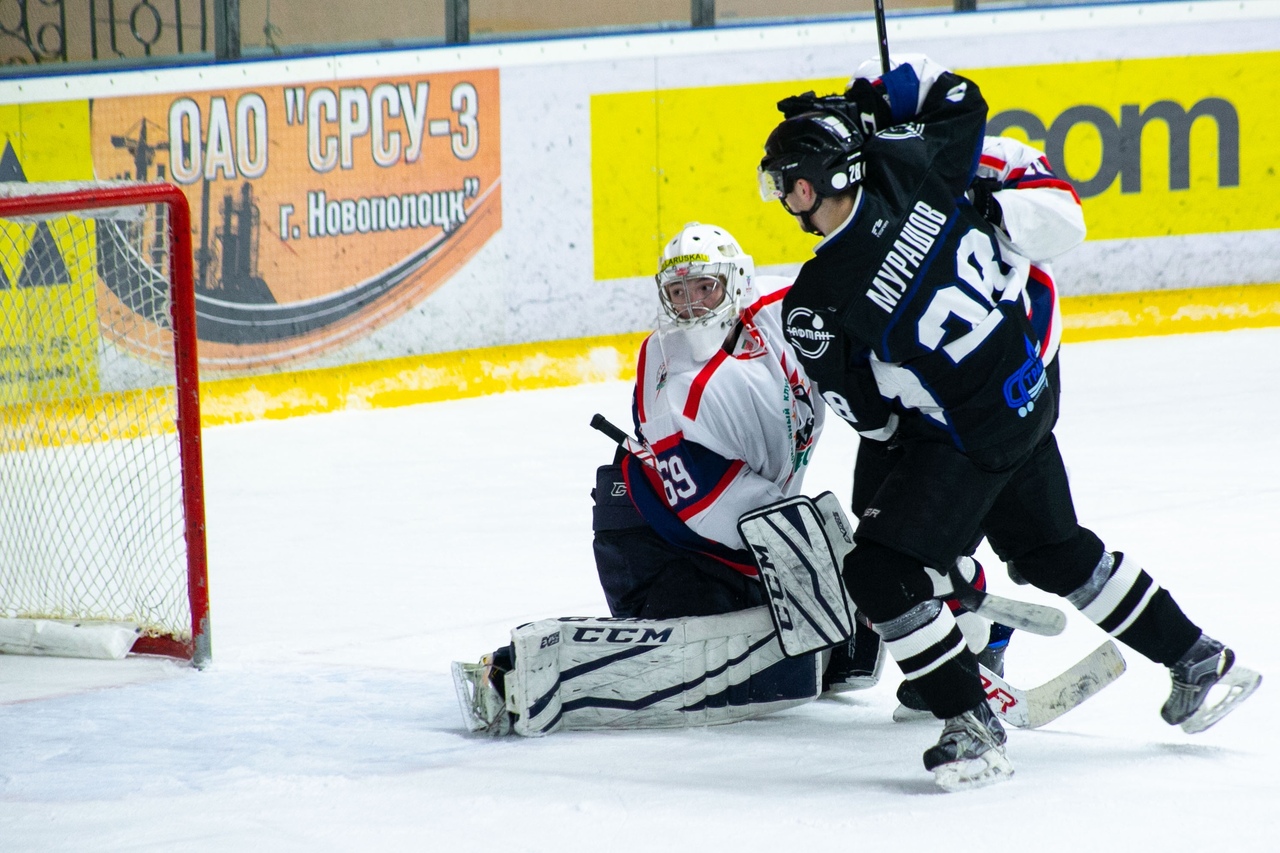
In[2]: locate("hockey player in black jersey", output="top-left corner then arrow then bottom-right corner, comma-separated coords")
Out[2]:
757,54 -> 1260,791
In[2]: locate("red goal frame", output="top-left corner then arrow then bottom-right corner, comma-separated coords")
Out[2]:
0,183 -> 210,665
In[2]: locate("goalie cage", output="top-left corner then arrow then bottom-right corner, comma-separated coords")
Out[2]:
0,181 -> 210,666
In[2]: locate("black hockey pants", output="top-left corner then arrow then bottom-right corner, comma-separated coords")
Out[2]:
591,464 -> 765,619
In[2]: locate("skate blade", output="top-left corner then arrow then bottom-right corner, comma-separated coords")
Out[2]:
932,749 -> 1015,793
1181,667 -> 1262,734
824,675 -> 881,694
450,660 -> 490,733
892,703 -> 934,723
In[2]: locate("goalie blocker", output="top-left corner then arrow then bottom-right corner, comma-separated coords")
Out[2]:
738,492 -> 1067,657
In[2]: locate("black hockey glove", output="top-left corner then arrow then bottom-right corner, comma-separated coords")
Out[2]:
843,77 -> 894,135
968,178 -> 1005,229
777,90 -> 856,121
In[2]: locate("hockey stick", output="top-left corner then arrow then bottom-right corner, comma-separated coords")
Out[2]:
945,561 -> 1067,637
983,641 -> 1127,728
590,413 -> 659,470
816,495 -> 1068,637
589,413 -> 630,446
894,641 -> 1128,728
873,0 -> 891,74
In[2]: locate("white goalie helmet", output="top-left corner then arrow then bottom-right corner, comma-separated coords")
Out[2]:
654,222 -> 756,362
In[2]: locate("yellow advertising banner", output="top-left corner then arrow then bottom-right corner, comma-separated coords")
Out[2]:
0,217 -> 101,404
592,51 -> 1278,280
0,101 -> 99,403
90,69 -> 502,371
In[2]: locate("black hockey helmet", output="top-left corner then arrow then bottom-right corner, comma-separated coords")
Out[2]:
758,106 -> 866,202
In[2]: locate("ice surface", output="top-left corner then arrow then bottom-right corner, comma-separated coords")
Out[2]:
2,329 -> 1276,851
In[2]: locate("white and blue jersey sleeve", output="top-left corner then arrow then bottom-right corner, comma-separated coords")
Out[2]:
978,135 -> 1087,364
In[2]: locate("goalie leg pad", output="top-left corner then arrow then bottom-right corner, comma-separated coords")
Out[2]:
504,607 -> 820,736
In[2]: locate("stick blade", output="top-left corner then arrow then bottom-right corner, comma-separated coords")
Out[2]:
1022,641 -> 1128,729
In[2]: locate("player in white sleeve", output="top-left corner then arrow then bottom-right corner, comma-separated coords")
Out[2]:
451,165 -> 1085,739
971,133 -> 1086,369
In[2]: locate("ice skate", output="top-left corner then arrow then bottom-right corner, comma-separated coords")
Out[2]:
1161,634 -> 1261,734
891,678 -> 933,722
923,701 -> 1014,792
979,624 -> 1012,677
822,622 -> 885,694
451,653 -> 513,736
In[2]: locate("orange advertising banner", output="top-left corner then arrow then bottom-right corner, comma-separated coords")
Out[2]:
90,69 -> 501,372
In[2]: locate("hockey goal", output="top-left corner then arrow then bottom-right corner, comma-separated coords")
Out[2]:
0,182 -> 210,665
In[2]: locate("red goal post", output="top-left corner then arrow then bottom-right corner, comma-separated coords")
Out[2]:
0,182 -> 210,666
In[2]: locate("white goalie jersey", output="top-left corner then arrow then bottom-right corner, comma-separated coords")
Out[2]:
622,275 -> 826,572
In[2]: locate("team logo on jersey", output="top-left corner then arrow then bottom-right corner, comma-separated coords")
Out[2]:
787,367 -> 818,471
739,318 -> 768,358
878,123 -> 924,141
1003,336 -> 1048,418
785,307 -> 835,359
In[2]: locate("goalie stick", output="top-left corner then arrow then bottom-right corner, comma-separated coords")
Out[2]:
589,413 -> 629,446
894,641 -> 1128,729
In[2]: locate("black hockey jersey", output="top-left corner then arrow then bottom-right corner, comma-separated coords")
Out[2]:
781,63 -> 1052,456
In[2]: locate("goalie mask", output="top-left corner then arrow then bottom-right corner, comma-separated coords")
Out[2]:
654,222 -> 755,363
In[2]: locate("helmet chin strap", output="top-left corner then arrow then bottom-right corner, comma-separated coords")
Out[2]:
782,194 -> 826,236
